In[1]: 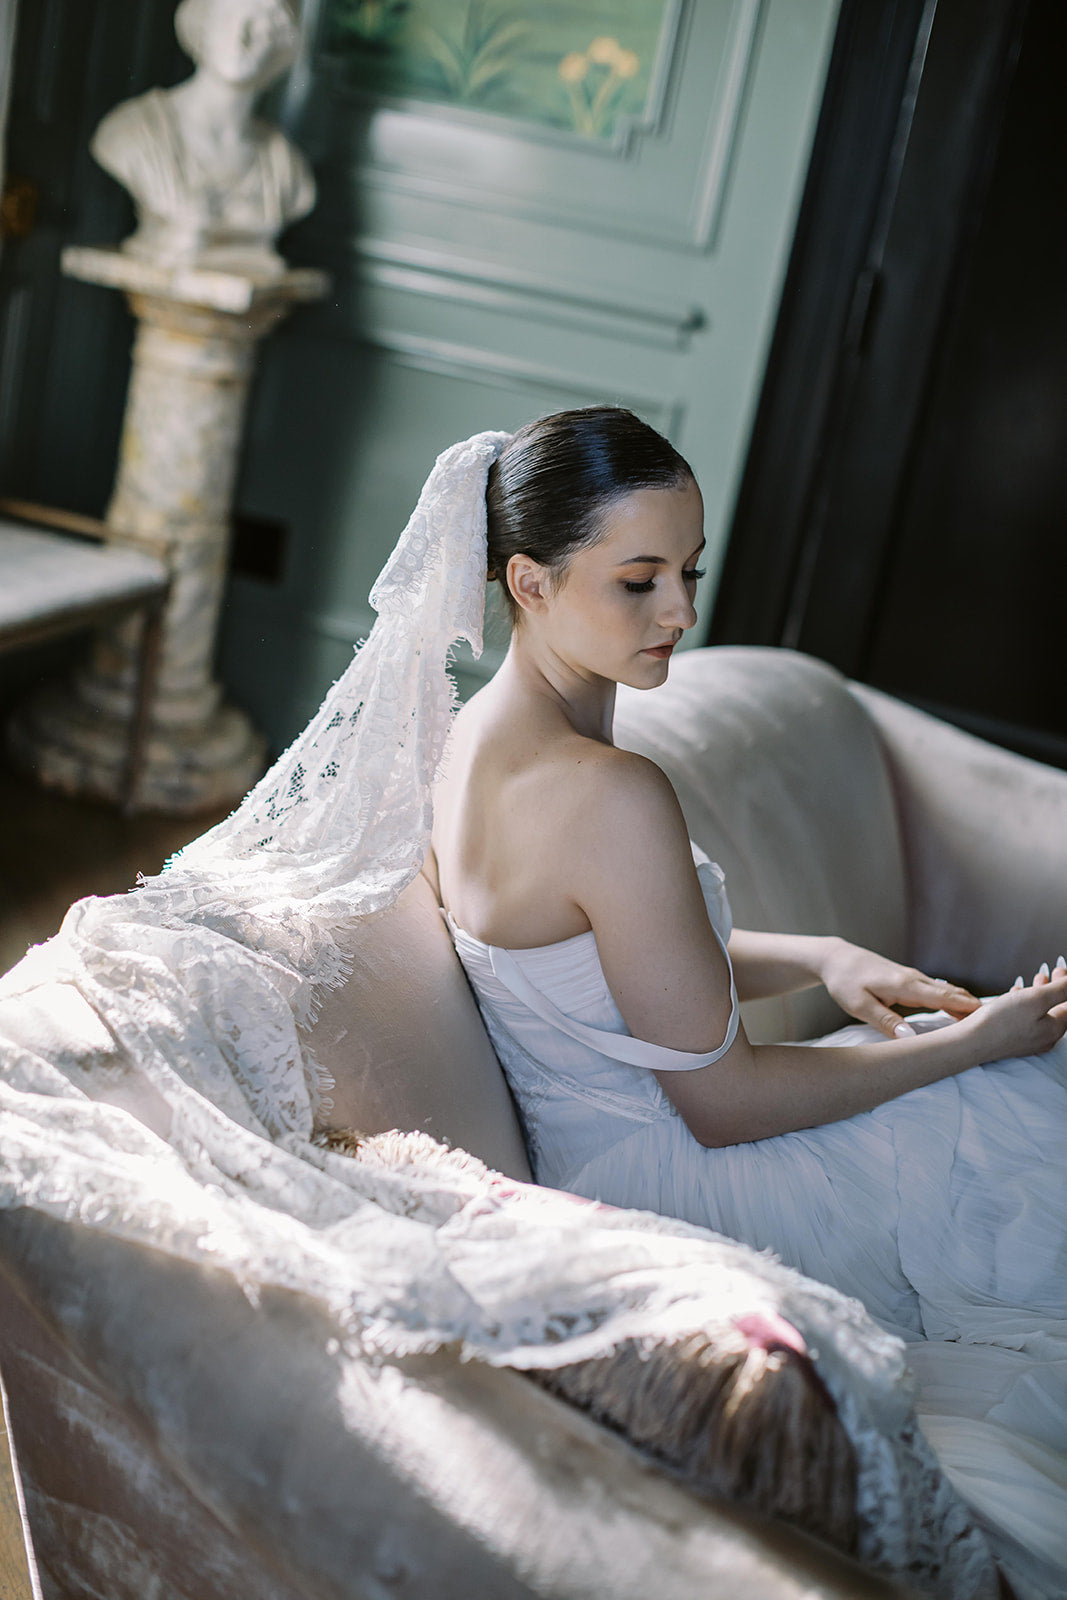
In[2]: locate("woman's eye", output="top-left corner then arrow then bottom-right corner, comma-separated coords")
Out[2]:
624,567 -> 704,594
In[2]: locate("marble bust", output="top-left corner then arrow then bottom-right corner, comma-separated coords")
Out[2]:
91,0 -> 315,276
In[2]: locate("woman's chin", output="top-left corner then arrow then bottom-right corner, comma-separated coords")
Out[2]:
623,653 -> 672,689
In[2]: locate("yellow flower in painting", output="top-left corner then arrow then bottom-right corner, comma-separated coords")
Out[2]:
558,50 -> 589,84
588,35 -> 622,66
561,36 -> 642,137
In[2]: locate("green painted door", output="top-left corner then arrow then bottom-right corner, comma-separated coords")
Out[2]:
223,0 -> 841,744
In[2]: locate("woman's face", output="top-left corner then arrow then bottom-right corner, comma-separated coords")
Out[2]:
510,478 -> 705,689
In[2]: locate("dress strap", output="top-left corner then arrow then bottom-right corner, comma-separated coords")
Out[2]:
487,923 -> 740,1073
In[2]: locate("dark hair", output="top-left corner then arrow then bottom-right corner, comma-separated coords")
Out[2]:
485,406 -> 694,625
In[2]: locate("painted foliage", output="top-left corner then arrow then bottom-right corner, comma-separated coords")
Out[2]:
324,0 -> 674,141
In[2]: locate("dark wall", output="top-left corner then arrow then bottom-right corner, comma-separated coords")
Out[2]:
0,0 -> 186,513
863,0 -> 1067,752
714,0 -> 1067,768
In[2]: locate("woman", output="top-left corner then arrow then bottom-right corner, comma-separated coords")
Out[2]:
428,416 -> 1065,1301
427,407 -> 1067,1590
7,407 -> 1050,1595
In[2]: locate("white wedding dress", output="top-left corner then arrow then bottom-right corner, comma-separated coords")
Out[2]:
447,841 -> 1067,1600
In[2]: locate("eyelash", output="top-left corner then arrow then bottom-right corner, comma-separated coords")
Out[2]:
624,568 -> 705,594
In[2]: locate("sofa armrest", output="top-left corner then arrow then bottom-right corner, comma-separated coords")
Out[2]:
850,685 -> 1067,990
0,1211 -> 910,1600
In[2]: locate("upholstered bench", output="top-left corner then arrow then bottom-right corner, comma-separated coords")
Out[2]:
0,509 -> 168,808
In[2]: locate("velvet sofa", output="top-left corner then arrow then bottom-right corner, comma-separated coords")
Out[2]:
3,645 -> 1065,1599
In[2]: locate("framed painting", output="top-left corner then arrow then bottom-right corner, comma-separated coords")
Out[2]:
321,0 -> 683,148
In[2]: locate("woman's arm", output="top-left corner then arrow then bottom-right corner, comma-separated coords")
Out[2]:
728,928 -> 980,1038
656,986 -> 1066,1147
572,751 -> 1067,1148
726,928 -> 828,1002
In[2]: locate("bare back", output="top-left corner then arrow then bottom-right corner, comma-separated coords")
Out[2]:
431,678 -> 614,948
430,660 -> 738,1069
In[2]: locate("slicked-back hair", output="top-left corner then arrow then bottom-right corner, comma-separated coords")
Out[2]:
485,407 -> 695,625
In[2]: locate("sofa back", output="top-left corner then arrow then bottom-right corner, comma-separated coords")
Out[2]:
310,869 -> 533,1178
614,648 -> 910,1043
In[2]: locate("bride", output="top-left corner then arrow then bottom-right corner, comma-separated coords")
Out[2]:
428,406 -> 1067,1590
430,405 -> 1066,1188
5,406 -> 1060,1597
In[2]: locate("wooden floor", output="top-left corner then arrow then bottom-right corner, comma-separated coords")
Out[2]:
0,759 -> 228,976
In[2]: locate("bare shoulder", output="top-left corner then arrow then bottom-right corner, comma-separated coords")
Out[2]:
563,741 -> 733,1059
566,742 -> 688,845
561,742 -> 697,908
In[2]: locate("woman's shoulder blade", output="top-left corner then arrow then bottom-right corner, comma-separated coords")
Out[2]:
569,744 -> 687,848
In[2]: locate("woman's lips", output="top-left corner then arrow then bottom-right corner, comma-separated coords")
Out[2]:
642,643 -> 675,658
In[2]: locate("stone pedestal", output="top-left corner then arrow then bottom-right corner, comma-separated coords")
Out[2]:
10,247 -> 328,813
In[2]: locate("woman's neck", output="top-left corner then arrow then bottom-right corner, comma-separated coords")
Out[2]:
497,633 -> 616,745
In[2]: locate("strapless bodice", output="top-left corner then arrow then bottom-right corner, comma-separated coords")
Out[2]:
444,839 -> 738,1075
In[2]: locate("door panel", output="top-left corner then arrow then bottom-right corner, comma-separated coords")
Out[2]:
226,0 -> 841,744
348,0 -> 761,250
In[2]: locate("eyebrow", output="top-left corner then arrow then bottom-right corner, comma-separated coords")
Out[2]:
615,540 -> 706,568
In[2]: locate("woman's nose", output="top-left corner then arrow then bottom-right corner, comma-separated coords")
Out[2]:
658,582 -> 698,631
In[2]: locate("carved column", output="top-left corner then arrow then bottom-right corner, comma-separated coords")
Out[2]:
9,247 -> 327,813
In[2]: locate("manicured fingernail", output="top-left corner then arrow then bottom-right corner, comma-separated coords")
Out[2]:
1012,976 -> 1024,989
1056,956 -> 1066,971
894,1022 -> 916,1037
1039,962 -> 1050,978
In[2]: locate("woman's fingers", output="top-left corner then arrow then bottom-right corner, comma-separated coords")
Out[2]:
855,999 -> 914,1039
941,992 -> 982,1017
1035,974 -> 1067,1015
913,974 -> 979,1015
882,1011 -> 913,1039
862,962 -> 1067,1037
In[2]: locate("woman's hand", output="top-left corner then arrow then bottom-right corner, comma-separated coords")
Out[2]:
1012,954 -> 1067,991
818,939 -> 981,1039
963,972 -> 1067,1062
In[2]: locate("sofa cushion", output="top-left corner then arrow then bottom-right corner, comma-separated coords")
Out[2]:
614,648 -> 909,1043
310,870 -> 532,1180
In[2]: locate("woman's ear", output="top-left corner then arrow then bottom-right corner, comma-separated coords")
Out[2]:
506,553 -> 553,617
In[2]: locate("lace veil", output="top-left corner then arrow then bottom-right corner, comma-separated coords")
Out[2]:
148,427 -> 513,1004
